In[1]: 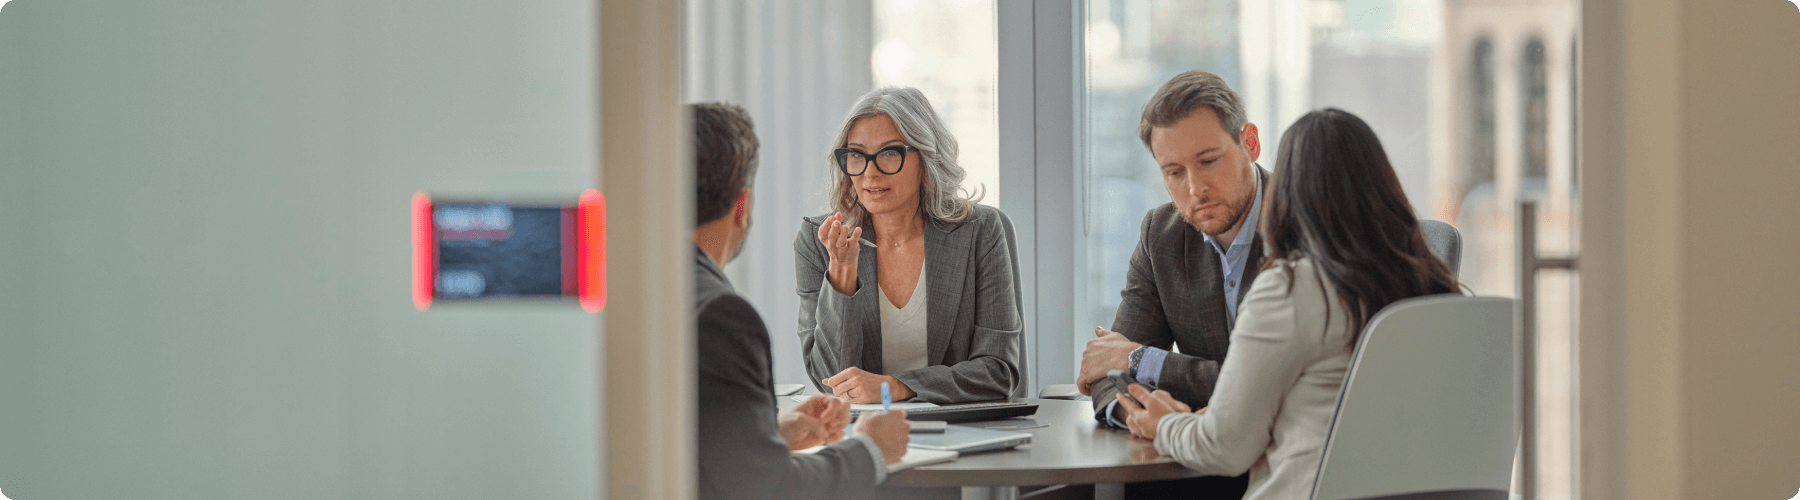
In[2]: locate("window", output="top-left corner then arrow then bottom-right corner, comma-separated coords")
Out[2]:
1468,38 -> 1498,204
1523,39 -> 1549,179
1080,0 -> 1239,331
872,0 -> 1000,206
1570,37 -> 1580,189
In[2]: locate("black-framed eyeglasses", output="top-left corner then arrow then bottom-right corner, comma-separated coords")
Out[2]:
833,145 -> 917,176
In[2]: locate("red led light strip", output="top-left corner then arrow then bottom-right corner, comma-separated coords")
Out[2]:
561,207 -> 578,296
577,189 -> 607,312
412,192 -> 436,310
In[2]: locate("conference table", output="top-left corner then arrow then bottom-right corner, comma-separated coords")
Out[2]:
782,392 -> 1203,500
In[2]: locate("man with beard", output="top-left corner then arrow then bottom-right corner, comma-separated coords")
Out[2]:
1075,70 -> 1267,499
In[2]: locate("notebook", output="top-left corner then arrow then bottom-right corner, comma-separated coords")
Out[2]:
794,443 -> 958,473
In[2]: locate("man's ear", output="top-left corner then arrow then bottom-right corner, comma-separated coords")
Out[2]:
734,188 -> 751,228
1242,123 -> 1261,162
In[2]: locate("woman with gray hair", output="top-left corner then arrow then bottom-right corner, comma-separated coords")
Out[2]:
794,87 -> 1026,404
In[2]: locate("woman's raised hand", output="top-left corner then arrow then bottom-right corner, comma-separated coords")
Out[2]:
816,212 -> 863,296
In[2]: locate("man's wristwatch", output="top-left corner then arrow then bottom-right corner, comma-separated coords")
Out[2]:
1127,345 -> 1148,380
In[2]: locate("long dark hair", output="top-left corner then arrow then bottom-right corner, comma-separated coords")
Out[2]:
1261,108 -> 1460,343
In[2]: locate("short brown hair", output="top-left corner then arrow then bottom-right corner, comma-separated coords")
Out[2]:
691,102 -> 759,227
1138,70 -> 1248,151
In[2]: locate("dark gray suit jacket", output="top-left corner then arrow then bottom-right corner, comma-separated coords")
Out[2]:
1092,168 -> 1271,423
795,205 -> 1026,402
694,247 -> 880,500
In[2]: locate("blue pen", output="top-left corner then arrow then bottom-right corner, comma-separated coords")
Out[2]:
881,382 -> 892,412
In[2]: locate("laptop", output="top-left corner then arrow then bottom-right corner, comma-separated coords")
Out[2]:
794,397 -> 1041,423
847,401 -> 1040,423
905,424 -> 1032,454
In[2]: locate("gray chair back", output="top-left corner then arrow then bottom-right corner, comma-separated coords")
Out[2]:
995,209 -> 1029,398
1419,219 -> 1463,278
1310,295 -> 1514,500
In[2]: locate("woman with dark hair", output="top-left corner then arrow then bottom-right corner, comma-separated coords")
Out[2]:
1116,108 -> 1459,500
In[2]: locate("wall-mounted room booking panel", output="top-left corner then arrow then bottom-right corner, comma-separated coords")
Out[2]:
412,191 -> 605,311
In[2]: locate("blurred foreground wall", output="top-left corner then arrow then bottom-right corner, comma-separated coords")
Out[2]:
0,1 -> 602,499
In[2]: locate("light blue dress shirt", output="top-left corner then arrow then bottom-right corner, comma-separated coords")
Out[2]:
1109,170 -> 1264,426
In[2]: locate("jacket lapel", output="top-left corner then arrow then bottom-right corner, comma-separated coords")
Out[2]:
1185,224 -> 1232,339
856,228 -> 884,372
1233,166 -> 1273,326
923,220 -> 969,366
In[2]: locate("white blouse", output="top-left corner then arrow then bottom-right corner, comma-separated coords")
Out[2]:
878,258 -> 929,375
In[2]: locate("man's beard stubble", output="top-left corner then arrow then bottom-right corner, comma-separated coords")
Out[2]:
1182,186 -> 1253,238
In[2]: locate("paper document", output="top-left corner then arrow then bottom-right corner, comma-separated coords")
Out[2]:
852,402 -> 938,412
885,447 -> 957,473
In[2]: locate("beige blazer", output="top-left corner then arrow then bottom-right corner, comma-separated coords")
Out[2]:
1152,257 -> 1353,500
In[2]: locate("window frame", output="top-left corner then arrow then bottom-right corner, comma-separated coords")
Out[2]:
997,0 -> 1086,396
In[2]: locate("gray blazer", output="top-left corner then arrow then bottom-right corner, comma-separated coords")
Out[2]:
795,205 -> 1026,402
694,247 -> 881,500
1091,167 -> 1271,423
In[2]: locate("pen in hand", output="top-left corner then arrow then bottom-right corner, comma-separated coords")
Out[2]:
881,381 -> 892,412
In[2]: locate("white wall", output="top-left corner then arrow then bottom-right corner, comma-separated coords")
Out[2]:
0,1 -> 600,499
1580,0 -> 1800,498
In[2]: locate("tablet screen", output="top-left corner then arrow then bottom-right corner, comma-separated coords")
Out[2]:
433,203 -> 575,298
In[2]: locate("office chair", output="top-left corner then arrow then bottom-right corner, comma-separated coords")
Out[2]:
1308,295 -> 1515,500
1037,220 -> 1467,400
1419,219 -> 1463,278
997,209 -> 1030,399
